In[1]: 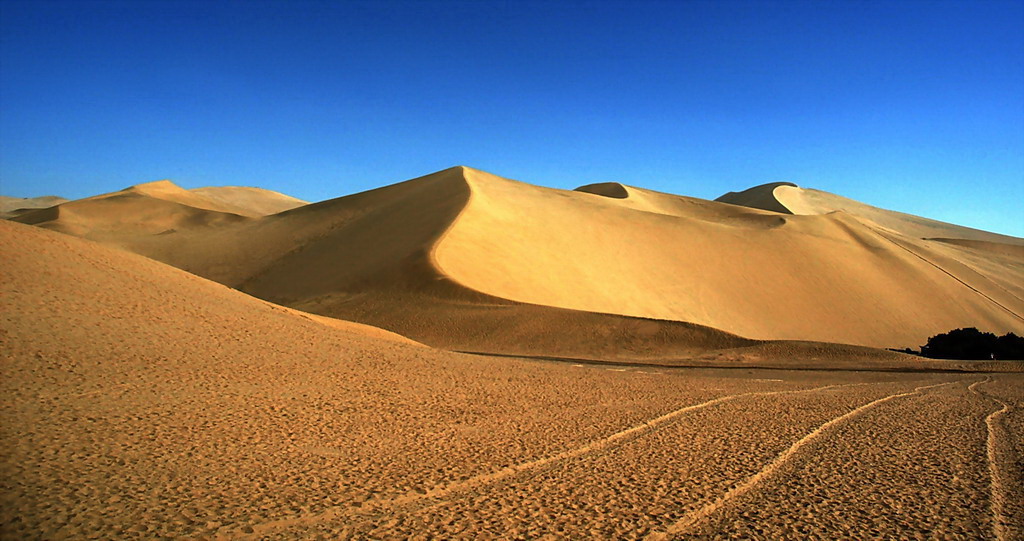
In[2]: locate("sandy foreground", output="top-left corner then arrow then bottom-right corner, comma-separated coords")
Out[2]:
2,220 -> 1023,539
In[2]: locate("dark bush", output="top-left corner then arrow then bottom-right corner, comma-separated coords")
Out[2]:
919,328 -> 1024,360
996,332 -> 1024,359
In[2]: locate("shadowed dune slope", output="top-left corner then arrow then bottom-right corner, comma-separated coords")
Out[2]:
10,167 -> 1023,353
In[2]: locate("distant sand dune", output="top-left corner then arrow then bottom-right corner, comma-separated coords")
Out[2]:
189,185 -> 307,216
717,181 -> 1023,245
0,194 -> 68,219
8,166 -> 1023,354
126,180 -> 306,217
9,180 -> 306,255
12,188 -> 250,243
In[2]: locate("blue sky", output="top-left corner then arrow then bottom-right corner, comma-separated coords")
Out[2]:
1,0 -> 1022,235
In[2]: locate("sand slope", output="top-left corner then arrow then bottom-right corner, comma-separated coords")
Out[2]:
11,167 -> 1023,352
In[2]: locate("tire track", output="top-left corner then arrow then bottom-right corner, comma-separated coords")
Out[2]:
872,227 -> 1024,323
968,376 -> 1019,541
649,379 -> 961,538
233,382 -> 874,539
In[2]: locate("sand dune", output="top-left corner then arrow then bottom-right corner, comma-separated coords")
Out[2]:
9,167 -> 1023,353
713,182 -> 798,215
9,179 -> 306,251
717,181 -> 1024,245
436,168 -> 1023,348
125,180 -> 305,217
11,184 -> 249,245
189,185 -> 307,216
0,194 -> 67,219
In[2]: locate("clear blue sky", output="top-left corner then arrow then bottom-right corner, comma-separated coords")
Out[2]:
1,0 -> 1022,235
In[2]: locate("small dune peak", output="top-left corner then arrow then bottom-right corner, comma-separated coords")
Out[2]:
188,186 -> 308,216
454,166 -> 524,188
453,165 -> 509,176
574,182 -> 631,199
718,181 -> 799,197
127,179 -> 179,189
123,179 -> 186,195
715,181 -> 800,214
454,165 -> 505,180
427,165 -> 490,179
392,166 -> 476,194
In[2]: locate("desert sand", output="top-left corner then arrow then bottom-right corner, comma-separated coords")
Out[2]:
3,167 -> 1023,539
2,220 -> 1022,539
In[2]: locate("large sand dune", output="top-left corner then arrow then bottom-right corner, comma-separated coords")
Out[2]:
9,167 -> 1023,354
